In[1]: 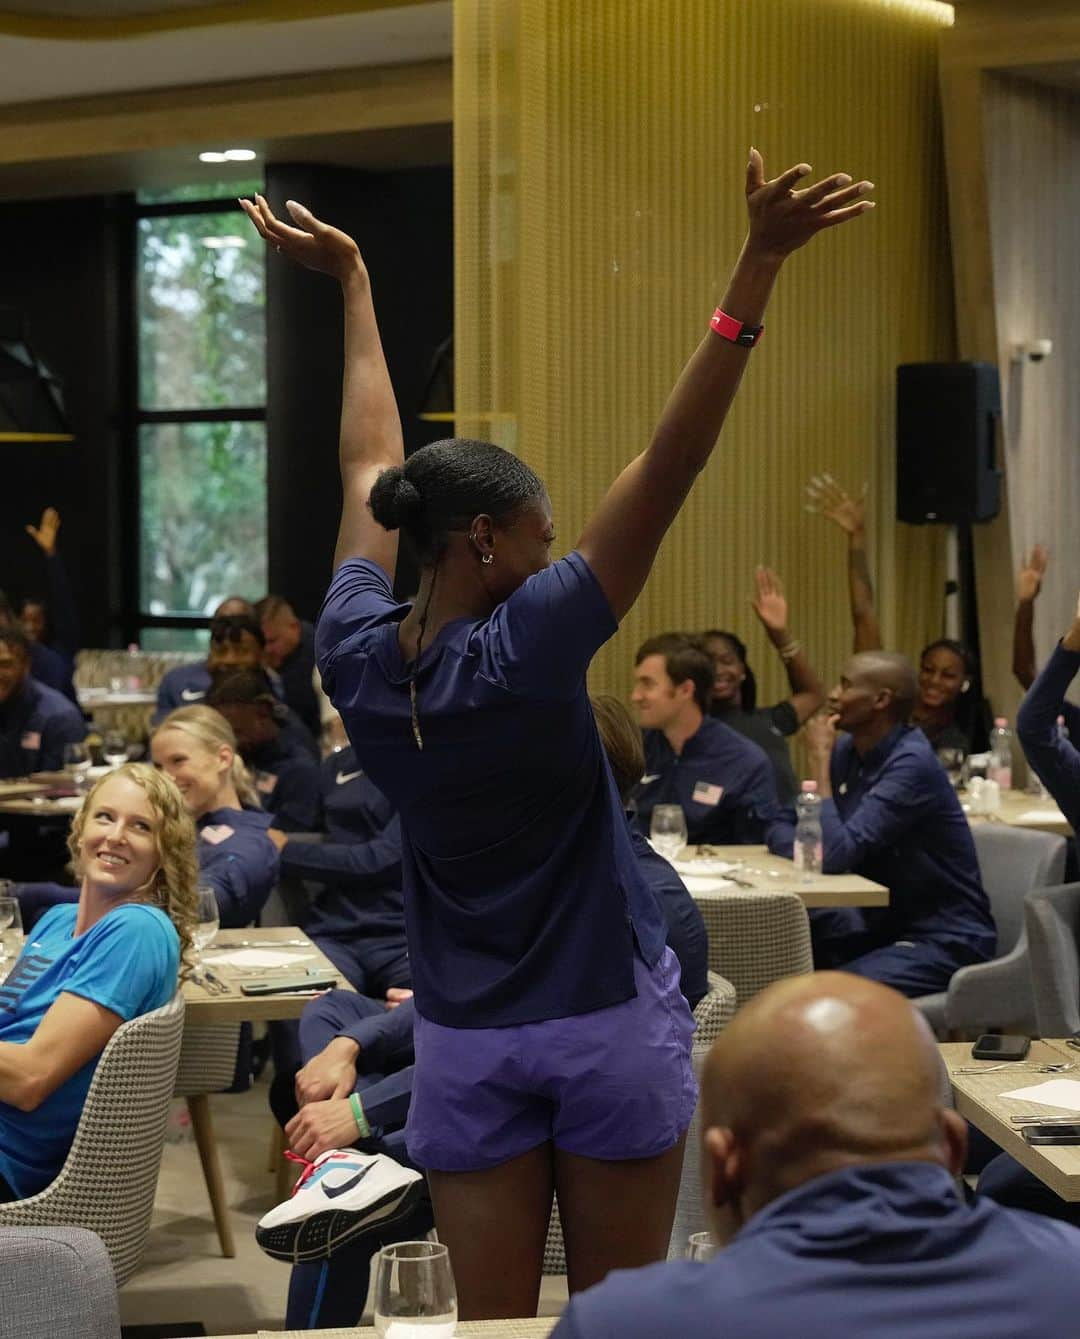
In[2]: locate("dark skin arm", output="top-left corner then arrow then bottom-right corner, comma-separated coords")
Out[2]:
577,151 -> 874,620
240,196 -> 403,578
806,474 -> 881,652
1013,544 -> 1047,691
750,565 -> 825,724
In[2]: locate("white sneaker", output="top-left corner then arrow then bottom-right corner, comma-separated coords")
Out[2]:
256,1148 -> 424,1262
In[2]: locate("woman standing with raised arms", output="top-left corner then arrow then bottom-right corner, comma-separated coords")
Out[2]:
242,151 -> 873,1319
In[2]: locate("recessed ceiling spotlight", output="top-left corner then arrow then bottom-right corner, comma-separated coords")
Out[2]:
223,149 -> 257,162
198,151 -> 228,163
201,236 -> 248,249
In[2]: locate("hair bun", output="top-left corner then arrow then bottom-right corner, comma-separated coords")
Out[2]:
369,466 -> 423,532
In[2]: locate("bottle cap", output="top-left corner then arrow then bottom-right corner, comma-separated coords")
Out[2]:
800,780 -> 818,793
994,716 -> 1008,727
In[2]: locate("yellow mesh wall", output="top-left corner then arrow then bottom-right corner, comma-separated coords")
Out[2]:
456,0 -> 955,706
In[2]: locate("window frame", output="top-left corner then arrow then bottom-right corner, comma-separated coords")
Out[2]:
121,191 -> 267,643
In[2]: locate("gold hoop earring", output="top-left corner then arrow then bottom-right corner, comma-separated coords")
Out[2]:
481,553 -> 494,565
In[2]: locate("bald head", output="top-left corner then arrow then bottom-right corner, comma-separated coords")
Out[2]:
829,651 -> 918,741
702,974 -> 964,1230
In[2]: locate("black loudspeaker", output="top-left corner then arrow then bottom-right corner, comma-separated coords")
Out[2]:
896,361 -> 1001,524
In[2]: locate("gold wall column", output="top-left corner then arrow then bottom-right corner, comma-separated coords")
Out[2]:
456,0 -> 956,706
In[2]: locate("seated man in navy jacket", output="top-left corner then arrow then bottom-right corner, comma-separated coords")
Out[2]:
552,972 -> 1080,1339
768,651 -> 994,996
0,627 -> 85,777
632,633 -> 778,845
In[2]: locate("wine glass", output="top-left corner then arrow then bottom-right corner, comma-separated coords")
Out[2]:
373,1241 -> 457,1338
687,1230 -> 717,1261
102,730 -> 129,769
0,892 -> 22,967
192,887 -> 220,965
650,804 -> 688,861
63,740 -> 92,793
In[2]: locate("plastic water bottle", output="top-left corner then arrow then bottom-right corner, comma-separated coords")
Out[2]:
794,780 -> 823,881
988,717 -> 1014,791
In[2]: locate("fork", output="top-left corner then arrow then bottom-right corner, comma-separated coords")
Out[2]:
954,1061 -> 1075,1075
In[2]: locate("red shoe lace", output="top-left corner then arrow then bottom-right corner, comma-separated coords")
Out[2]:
283,1149 -> 316,1197
282,1148 -> 358,1198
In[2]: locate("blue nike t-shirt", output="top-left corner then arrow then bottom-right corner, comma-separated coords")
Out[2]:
0,902 -> 179,1198
316,552 -> 668,1029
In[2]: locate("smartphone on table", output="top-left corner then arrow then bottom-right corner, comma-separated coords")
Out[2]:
1023,1124 -> 1080,1146
971,1034 -> 1031,1061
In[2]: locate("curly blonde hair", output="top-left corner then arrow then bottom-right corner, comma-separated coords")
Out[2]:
151,704 -> 260,809
68,762 -> 200,980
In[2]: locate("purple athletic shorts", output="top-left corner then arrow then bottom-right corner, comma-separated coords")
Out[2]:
405,947 -> 698,1172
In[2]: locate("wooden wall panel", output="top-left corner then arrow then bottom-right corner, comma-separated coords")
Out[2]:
456,0 -> 955,712
983,72 -> 1080,669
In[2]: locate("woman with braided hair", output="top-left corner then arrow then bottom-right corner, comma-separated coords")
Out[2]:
242,149 -> 873,1319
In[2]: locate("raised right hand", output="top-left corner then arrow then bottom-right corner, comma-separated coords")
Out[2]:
240,194 -> 364,284
25,506 -> 60,556
805,473 -> 867,536
1016,544 -> 1048,603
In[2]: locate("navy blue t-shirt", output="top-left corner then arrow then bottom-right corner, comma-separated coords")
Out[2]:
635,716 -> 779,846
249,732 -> 322,833
627,825 -> 707,1009
279,744 -> 405,943
317,552 -> 667,1028
196,806 -> 279,927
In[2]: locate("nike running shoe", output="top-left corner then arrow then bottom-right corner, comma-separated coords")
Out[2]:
256,1148 -> 424,1262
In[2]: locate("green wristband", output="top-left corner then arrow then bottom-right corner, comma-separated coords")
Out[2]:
349,1092 -> 371,1139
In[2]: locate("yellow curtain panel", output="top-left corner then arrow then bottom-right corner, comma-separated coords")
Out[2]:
455,0 -> 955,706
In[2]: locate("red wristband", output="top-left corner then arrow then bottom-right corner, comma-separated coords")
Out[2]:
710,307 -> 764,348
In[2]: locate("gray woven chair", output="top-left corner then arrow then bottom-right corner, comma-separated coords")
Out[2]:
915,825 -> 1066,1037
666,971 -> 739,1258
691,888 -> 813,1006
542,971 -> 738,1276
1026,882 -> 1080,1038
0,1227 -> 121,1339
0,991 -> 184,1286
173,1022 -> 244,1258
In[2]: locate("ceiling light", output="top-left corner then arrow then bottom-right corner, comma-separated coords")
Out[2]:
201,236 -> 248,250
198,151 -> 228,164
223,149 -> 257,162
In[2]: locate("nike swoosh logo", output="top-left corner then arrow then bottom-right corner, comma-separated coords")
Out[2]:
640,774 -> 660,785
181,688 -> 206,701
336,769 -> 363,785
322,1164 -> 373,1198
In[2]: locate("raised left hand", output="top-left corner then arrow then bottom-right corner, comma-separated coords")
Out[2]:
25,506 -> 60,556
751,566 -> 789,634
286,1097 -> 360,1161
745,149 -> 875,261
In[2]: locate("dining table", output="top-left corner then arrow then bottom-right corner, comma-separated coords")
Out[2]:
942,1038 -> 1080,1201
677,845 -> 889,909
964,790 -> 1071,838
183,925 -> 355,1024
246,1319 -> 558,1338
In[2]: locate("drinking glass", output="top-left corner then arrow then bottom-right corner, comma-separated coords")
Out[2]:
63,741 -> 92,793
193,887 -> 220,964
0,892 -> 22,966
373,1241 -> 457,1338
935,747 -> 966,791
102,730 -> 129,769
650,804 -> 688,861
687,1230 -> 717,1262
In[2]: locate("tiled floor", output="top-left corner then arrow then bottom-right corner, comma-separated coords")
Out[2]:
119,1079 -> 569,1336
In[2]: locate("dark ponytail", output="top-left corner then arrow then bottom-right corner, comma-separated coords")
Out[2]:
368,438 -> 544,565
